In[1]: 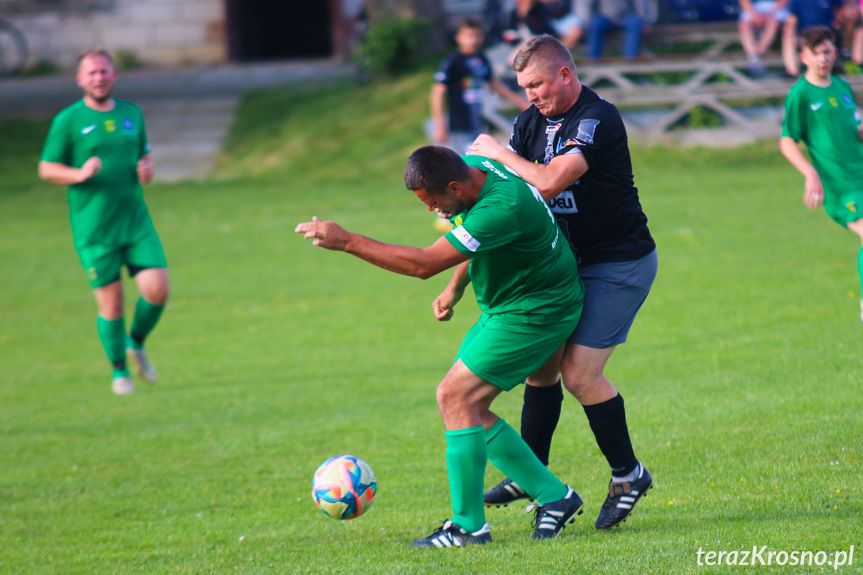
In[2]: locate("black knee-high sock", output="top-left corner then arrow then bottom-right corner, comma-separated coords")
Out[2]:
583,393 -> 637,477
520,379 -> 563,466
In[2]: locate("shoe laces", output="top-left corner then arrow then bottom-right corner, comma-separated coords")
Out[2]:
430,519 -> 452,536
526,502 -> 546,528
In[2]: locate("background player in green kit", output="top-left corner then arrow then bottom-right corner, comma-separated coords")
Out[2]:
38,48 -> 169,395
296,146 -> 585,547
780,26 -> 863,322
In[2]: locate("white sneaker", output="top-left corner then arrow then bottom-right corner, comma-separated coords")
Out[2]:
127,347 -> 157,383
112,375 -> 135,395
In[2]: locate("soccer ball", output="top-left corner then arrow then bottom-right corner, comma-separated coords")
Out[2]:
434,215 -> 453,233
311,454 -> 377,520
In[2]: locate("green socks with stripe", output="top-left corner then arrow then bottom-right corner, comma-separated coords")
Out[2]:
129,297 -> 164,349
443,418 -> 570,533
445,426 -> 487,533
486,418 -> 568,505
97,316 -> 128,377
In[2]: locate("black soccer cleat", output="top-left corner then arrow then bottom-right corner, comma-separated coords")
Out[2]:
411,519 -> 492,548
595,463 -> 653,530
484,477 -> 533,507
527,485 -> 584,539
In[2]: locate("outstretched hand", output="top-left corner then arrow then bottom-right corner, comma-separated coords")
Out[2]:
295,216 -> 351,251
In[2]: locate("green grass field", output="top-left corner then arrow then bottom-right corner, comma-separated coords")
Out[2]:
1,71 -> 861,574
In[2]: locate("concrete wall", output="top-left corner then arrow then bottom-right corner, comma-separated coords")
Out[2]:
1,0 -> 226,70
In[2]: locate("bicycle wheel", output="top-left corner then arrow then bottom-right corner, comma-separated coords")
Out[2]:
0,21 -> 28,77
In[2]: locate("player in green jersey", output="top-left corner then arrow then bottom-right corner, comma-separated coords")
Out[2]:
781,26 -> 863,323
38,48 -> 169,395
297,146 -> 586,547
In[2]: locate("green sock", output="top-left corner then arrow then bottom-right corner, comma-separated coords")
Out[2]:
857,247 -> 863,300
486,418 -> 567,505
445,426 -> 487,533
129,297 -> 164,349
97,316 -> 128,375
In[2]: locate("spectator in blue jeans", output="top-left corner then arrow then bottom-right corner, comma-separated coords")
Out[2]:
587,0 -> 645,59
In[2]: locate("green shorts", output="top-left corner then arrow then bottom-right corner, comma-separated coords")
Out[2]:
456,310 -> 581,391
825,192 -> 863,227
77,230 -> 167,288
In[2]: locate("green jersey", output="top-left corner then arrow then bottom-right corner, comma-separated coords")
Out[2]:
445,155 -> 584,323
782,76 -> 863,198
41,99 -> 154,256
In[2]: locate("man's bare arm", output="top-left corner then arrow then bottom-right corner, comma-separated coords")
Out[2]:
469,134 -> 588,199
490,78 -> 529,111
434,260 -> 471,321
780,136 -> 824,209
430,83 -> 449,144
38,158 -> 101,185
295,217 -> 469,279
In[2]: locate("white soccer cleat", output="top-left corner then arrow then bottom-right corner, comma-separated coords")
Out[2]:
111,375 -> 135,395
127,347 -> 157,383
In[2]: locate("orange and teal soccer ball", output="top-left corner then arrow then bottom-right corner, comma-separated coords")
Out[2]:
311,455 -> 377,520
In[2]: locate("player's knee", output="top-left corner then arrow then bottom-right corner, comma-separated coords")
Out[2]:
143,279 -> 170,305
435,378 -> 461,410
148,286 -> 170,306
562,367 -> 601,400
562,373 -> 589,400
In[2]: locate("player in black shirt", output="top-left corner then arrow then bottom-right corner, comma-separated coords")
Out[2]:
465,34 -> 657,530
431,18 -> 526,155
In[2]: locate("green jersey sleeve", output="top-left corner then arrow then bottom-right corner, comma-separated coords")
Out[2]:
446,199 -> 520,256
40,109 -> 74,165
782,83 -> 806,141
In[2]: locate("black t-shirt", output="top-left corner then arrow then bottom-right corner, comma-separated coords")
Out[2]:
434,51 -> 494,134
509,85 -> 655,267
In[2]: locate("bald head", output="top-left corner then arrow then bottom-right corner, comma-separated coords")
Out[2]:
513,35 -> 577,77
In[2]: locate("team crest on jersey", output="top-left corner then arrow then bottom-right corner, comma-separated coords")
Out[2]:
122,118 -> 135,132
829,97 -> 839,108
843,94 -> 855,109
104,120 -> 116,132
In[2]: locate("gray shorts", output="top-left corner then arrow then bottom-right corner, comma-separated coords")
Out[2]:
568,249 -> 658,349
